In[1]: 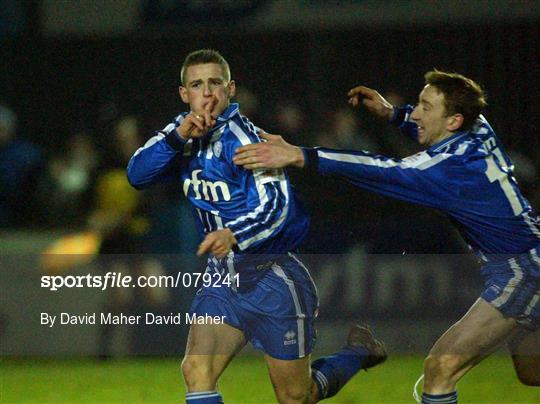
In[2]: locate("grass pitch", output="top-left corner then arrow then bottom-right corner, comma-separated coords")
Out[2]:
1,355 -> 539,403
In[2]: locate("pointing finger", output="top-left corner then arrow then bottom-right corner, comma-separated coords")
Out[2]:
197,236 -> 214,256
191,114 -> 205,130
206,95 -> 218,111
202,110 -> 214,128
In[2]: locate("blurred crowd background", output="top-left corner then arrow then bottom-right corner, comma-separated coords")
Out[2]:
1,0 -> 539,356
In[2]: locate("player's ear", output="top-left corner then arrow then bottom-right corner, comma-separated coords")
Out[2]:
447,113 -> 464,131
228,80 -> 236,98
179,86 -> 189,104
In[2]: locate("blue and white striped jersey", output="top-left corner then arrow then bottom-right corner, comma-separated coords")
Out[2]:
303,105 -> 540,259
127,103 -> 309,266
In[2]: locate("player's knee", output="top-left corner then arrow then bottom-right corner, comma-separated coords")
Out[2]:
517,373 -> 540,386
515,366 -> 540,386
424,354 -> 462,384
274,383 -> 311,404
181,357 -> 216,389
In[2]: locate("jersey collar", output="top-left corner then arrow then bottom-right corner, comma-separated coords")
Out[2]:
216,103 -> 240,123
430,130 -> 468,153
200,103 -> 239,141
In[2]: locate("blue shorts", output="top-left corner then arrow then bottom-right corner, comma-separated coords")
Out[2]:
481,245 -> 540,329
189,253 -> 319,360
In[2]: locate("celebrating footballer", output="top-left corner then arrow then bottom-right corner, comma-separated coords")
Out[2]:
234,70 -> 540,404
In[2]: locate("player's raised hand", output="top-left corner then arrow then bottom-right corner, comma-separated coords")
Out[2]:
233,132 -> 305,169
177,96 -> 217,140
347,85 -> 394,120
197,228 -> 238,259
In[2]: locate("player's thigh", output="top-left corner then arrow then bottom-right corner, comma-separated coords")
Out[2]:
429,298 -> 518,368
184,281 -> 247,372
265,354 -> 313,399
183,322 -> 247,380
186,322 -> 246,355
508,328 -> 540,385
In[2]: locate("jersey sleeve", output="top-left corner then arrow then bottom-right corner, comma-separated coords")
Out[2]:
127,120 -> 186,190
226,169 -> 290,252
223,123 -> 291,252
390,105 -> 419,141
302,147 -> 461,210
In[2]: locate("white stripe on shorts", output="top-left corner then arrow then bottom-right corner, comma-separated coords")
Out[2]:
523,293 -> 539,317
490,258 -> 523,308
225,254 -> 238,292
288,252 -> 319,308
271,263 -> 306,357
531,248 -> 540,266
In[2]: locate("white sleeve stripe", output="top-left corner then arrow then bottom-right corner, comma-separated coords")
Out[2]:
225,180 -> 284,237
224,173 -> 272,229
236,180 -> 289,250
225,119 -> 290,248
162,123 -> 176,133
254,169 -> 270,204
227,185 -> 276,236
132,133 -> 165,157
318,150 -> 452,171
414,153 -> 453,170
225,120 -> 287,223
238,192 -> 278,237
229,120 -> 251,145
318,151 -> 400,168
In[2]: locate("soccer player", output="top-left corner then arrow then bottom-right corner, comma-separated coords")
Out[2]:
127,49 -> 386,403
233,70 -> 540,403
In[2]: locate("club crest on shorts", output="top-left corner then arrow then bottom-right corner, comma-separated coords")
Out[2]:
284,330 -> 297,345
213,141 -> 222,158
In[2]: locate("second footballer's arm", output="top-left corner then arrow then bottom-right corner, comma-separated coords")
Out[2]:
347,85 -> 393,119
233,86 -> 410,170
233,132 -> 305,169
347,85 -> 420,141
235,134 -> 457,211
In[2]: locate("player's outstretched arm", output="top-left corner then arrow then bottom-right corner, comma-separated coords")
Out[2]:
233,132 -> 305,169
347,85 -> 394,120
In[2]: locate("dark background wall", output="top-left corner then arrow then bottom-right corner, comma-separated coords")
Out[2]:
2,23 -> 539,160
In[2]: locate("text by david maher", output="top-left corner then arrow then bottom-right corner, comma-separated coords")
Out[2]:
41,312 -> 226,327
